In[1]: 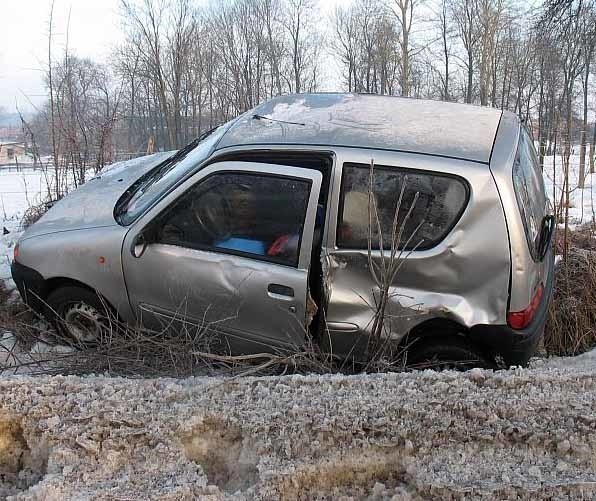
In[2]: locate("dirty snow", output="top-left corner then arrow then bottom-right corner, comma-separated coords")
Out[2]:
0,228 -> 19,288
1,357 -> 596,499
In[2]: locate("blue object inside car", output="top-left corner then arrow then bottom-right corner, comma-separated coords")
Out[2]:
215,237 -> 266,255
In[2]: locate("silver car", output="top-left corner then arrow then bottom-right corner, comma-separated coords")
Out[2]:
11,93 -> 554,367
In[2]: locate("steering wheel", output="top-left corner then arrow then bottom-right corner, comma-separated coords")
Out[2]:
192,189 -> 232,241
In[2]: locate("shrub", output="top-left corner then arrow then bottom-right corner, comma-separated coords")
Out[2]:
545,248 -> 596,356
20,200 -> 57,230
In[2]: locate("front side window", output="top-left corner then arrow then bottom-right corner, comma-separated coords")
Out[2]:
155,172 -> 311,267
512,130 -> 546,260
337,163 -> 468,250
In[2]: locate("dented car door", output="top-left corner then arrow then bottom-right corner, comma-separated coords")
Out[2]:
121,162 -> 322,352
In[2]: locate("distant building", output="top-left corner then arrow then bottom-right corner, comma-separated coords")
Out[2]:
0,125 -> 22,142
0,142 -> 27,165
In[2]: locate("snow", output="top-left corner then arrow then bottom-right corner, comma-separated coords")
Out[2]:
542,151 -> 596,226
0,167 -> 54,219
0,168 -> 54,275
1,359 -> 596,499
0,166 -> 73,285
0,220 -> 21,290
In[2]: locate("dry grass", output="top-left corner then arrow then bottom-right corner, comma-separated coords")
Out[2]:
553,224 -> 596,254
0,281 -> 9,310
1,296 -> 348,378
0,281 -> 24,334
20,200 -> 56,230
0,295 -> 412,378
545,236 -> 596,356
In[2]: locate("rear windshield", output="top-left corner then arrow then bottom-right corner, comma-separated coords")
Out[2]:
337,163 -> 469,250
512,129 -> 547,260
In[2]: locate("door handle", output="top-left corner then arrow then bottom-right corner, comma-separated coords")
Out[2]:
267,283 -> 294,298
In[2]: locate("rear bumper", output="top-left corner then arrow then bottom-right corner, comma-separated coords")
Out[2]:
11,260 -> 46,313
470,251 -> 555,367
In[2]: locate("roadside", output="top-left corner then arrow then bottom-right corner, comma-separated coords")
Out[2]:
1,356 -> 596,500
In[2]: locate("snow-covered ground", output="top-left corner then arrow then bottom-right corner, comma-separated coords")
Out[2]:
542,151 -> 596,226
0,167 -> 61,284
1,356 -> 596,499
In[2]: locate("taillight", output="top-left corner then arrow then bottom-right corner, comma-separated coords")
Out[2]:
13,243 -> 19,262
507,284 -> 544,330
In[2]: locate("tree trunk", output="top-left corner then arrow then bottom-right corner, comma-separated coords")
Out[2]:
578,53 -> 592,188
466,50 -> 473,103
590,119 -> 596,174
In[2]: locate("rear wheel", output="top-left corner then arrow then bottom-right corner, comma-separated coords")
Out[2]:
45,286 -> 112,344
406,335 -> 496,371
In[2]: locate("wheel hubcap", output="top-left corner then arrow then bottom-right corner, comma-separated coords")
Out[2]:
63,303 -> 104,342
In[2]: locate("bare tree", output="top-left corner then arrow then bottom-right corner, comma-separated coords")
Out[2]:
477,0 -> 504,106
47,0 -> 61,198
578,4 -> 596,187
120,0 -> 196,150
390,0 -> 419,97
437,0 -> 454,100
451,0 -> 480,104
332,0 -> 400,95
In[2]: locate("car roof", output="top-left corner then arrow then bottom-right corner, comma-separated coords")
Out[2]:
216,93 -> 505,164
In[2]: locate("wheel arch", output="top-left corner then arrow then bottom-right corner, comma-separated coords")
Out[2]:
400,317 -> 496,364
403,317 -> 469,341
400,318 -> 497,368
399,317 -> 470,352
43,277 -> 120,318
44,276 -> 95,297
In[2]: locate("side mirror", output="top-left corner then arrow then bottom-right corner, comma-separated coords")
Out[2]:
131,226 -> 157,258
131,232 -> 147,258
537,215 -> 555,262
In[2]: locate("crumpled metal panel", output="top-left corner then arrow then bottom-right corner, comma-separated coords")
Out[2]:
321,148 -> 510,356
120,161 -> 322,350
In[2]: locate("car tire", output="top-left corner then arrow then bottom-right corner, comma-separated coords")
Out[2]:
45,286 -> 113,344
406,335 -> 496,371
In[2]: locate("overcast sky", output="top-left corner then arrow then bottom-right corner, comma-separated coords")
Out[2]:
0,0 -> 351,114
0,0 -> 125,113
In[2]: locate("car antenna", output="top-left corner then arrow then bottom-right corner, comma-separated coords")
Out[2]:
252,114 -> 305,126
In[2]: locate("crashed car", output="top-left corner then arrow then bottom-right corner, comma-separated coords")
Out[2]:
11,93 -> 554,367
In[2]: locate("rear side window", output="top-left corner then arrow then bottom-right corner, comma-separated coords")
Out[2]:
337,163 -> 469,250
512,130 -> 546,260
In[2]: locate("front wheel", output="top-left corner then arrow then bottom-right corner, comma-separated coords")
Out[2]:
45,286 -> 113,344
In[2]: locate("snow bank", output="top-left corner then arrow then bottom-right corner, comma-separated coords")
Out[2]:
0,225 -> 19,287
542,152 -> 596,227
1,361 -> 596,499
0,168 -> 45,286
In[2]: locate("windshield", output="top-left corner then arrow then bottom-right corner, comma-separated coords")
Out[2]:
115,127 -> 226,225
